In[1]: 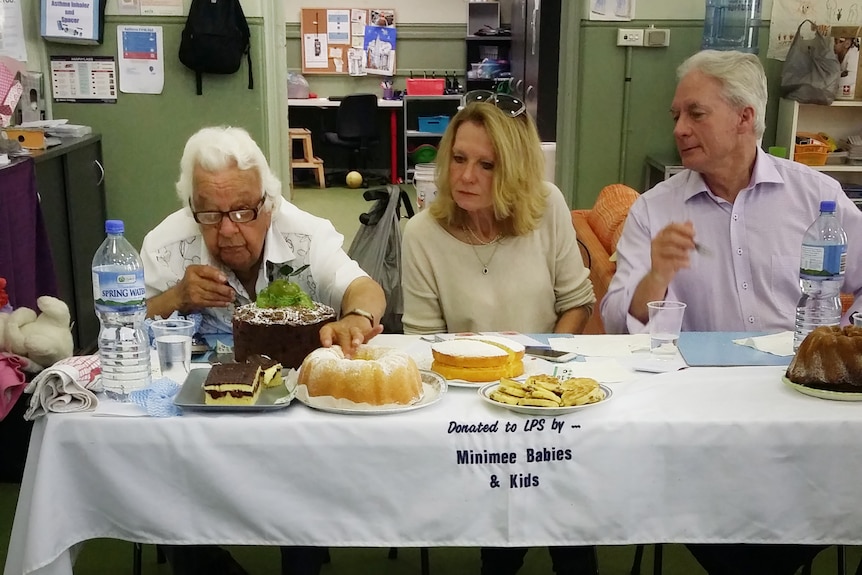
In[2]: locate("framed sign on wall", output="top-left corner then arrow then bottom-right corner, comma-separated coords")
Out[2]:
41,0 -> 107,45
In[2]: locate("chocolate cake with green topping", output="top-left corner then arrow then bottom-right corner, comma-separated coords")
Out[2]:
232,279 -> 336,369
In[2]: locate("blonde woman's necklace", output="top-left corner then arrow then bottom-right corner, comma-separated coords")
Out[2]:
462,224 -> 502,246
468,241 -> 501,275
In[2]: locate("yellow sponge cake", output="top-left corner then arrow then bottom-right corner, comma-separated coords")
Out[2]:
431,336 -> 525,382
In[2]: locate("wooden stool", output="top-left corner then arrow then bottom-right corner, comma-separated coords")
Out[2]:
289,128 -> 325,189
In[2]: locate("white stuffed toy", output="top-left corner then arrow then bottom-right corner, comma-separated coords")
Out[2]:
4,296 -> 75,369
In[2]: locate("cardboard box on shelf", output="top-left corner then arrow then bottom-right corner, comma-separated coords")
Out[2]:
831,26 -> 862,99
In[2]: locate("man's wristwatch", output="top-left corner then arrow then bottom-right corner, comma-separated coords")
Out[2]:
344,308 -> 375,325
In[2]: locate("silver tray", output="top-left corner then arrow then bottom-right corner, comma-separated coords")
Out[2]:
174,367 -> 294,411
298,369 -> 446,415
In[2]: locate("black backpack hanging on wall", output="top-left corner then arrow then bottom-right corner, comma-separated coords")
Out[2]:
179,0 -> 253,95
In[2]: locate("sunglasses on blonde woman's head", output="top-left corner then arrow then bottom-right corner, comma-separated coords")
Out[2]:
460,90 -> 527,118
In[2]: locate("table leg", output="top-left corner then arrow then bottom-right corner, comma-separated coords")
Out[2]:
390,108 -> 398,184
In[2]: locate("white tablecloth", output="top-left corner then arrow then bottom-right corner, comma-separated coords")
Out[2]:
7,335 -> 862,575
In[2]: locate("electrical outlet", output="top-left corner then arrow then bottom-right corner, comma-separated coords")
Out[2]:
645,28 -> 671,47
617,28 -> 644,47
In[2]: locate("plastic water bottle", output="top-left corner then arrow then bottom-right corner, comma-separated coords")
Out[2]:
793,201 -> 847,350
92,220 -> 151,399
702,0 -> 762,54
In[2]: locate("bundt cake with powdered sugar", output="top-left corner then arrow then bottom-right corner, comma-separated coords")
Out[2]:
298,344 -> 423,406
785,325 -> 862,392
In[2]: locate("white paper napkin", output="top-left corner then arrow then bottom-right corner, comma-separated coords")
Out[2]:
548,334 -> 651,357
553,358 -> 639,383
731,331 -> 794,357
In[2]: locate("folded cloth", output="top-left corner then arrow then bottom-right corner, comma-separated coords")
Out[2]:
23,355 -> 102,420
0,353 -> 28,421
732,331 -> 795,357
129,378 -> 183,417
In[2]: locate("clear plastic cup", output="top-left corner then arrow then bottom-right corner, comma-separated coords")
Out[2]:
151,319 -> 195,383
647,301 -> 687,358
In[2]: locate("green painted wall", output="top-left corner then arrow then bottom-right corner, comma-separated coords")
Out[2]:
45,16 -> 269,249
40,15 -> 789,246
572,20 -> 782,209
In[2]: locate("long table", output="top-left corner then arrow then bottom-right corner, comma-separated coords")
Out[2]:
7,335 -> 862,575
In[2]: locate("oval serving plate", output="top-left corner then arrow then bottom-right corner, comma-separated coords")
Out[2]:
297,369 -> 447,415
781,376 -> 862,402
478,382 -> 613,416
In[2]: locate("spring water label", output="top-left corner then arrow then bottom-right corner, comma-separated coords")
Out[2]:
800,244 -> 847,279
92,269 -> 146,307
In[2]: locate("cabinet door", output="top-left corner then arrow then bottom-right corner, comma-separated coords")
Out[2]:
34,158 -> 75,326
530,0 -> 561,142
510,0 -> 528,98
65,143 -> 106,353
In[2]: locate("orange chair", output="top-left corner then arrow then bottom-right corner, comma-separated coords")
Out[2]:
571,184 -> 640,334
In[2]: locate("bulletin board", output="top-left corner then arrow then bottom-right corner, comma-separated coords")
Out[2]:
300,8 -> 397,76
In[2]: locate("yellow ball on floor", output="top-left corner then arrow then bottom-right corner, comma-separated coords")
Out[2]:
346,171 -> 363,188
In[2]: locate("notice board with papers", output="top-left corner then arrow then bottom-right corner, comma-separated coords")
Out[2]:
300,7 -> 396,76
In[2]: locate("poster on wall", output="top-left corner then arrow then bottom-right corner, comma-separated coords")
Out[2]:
117,25 -> 164,94
327,10 -> 350,44
40,0 -> 106,45
364,25 -> 396,76
588,0 -> 636,21
303,33 -> 328,69
768,0 -> 862,60
50,55 -> 117,103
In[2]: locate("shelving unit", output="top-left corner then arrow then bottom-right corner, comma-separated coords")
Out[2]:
465,36 -> 512,93
467,1 -> 500,35
403,95 -> 462,181
776,98 -> 862,185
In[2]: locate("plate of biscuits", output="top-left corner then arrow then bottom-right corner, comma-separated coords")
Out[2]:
478,374 -> 612,415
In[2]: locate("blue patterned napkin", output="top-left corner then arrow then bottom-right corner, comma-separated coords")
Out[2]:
129,378 -> 183,417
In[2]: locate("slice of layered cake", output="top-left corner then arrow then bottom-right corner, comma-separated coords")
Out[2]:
248,354 -> 283,388
203,363 -> 262,406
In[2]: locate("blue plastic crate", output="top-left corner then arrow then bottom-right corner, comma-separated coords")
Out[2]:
418,115 -> 450,134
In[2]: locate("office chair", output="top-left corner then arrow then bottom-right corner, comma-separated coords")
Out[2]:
322,93 -> 383,186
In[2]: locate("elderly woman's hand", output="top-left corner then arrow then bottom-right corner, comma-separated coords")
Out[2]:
319,315 -> 384,357
175,265 -> 235,312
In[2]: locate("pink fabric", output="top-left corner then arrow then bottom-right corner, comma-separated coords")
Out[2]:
0,353 -> 27,421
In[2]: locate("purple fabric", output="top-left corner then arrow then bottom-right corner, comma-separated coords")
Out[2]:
0,159 -> 58,311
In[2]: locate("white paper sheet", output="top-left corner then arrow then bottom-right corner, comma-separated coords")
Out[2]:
0,0 -> 28,62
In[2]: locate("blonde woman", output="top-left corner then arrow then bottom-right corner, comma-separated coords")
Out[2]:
402,93 -> 597,574
402,93 -> 595,337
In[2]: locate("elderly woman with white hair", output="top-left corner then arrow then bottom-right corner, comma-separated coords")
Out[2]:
142,125 -> 385,354
142,126 -> 386,575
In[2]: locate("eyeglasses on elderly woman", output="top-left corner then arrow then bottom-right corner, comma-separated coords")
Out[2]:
190,197 -> 266,226
460,90 -> 527,118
